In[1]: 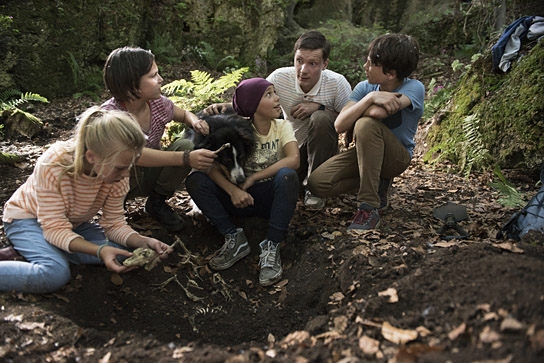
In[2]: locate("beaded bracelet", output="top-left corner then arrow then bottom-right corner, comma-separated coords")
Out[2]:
183,150 -> 191,168
96,244 -> 107,262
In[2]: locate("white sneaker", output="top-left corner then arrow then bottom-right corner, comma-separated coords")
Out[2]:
304,190 -> 325,210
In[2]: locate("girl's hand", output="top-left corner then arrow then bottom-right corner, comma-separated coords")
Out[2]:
144,237 -> 172,261
230,188 -> 254,208
100,246 -> 136,273
239,175 -> 256,191
189,149 -> 217,170
193,119 -> 209,135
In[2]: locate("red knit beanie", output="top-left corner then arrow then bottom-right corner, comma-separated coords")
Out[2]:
232,78 -> 273,117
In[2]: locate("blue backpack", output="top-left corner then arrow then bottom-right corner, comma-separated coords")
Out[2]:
497,166 -> 544,241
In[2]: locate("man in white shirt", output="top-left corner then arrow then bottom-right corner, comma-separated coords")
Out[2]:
266,31 -> 352,209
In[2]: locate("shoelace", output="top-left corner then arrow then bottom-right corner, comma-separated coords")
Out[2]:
352,209 -> 371,224
216,235 -> 236,255
259,242 -> 277,268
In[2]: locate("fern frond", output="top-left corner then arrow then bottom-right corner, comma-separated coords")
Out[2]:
490,167 -> 526,207
0,89 -> 23,101
461,113 -> 490,176
0,90 -> 48,111
161,79 -> 194,96
20,92 -> 48,103
190,70 -> 213,87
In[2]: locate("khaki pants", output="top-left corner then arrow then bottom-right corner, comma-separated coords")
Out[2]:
308,117 -> 411,208
298,109 -> 339,186
128,137 -> 194,199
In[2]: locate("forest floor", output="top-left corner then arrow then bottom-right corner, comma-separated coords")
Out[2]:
1,63 -> 544,362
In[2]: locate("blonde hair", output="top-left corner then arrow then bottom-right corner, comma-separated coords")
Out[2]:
54,106 -> 145,181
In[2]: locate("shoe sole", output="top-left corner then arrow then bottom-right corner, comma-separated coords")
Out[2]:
346,220 -> 381,232
209,247 -> 250,271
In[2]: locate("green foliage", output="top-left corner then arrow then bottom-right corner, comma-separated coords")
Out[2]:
426,40 -> 544,174
181,41 -> 240,72
319,20 -> 383,86
65,51 -> 103,102
161,67 -> 249,143
162,67 -> 249,112
459,114 -> 490,176
490,167 -> 526,208
424,78 -> 454,120
0,90 -> 48,124
0,14 -> 13,31
146,31 -> 180,65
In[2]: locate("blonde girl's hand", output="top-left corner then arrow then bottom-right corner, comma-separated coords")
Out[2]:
99,245 -> 136,273
143,237 -> 172,261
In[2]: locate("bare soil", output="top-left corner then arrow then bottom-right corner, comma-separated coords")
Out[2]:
1,78 -> 544,362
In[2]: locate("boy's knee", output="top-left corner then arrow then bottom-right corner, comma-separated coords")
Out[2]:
276,168 -> 299,185
354,117 -> 381,139
307,173 -> 322,196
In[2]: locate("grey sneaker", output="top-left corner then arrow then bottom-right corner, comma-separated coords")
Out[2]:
378,178 -> 392,211
258,240 -> 283,286
304,190 -> 325,210
209,228 -> 250,270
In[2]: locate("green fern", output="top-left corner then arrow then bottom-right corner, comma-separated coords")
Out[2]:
490,167 -> 526,208
0,90 -> 48,123
460,113 -> 490,176
160,67 -> 248,145
162,67 -> 248,113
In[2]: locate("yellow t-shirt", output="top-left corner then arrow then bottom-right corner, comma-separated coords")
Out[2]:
244,119 -> 296,180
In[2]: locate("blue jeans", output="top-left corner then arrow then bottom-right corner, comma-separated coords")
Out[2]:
1,219 -> 125,294
186,168 -> 299,243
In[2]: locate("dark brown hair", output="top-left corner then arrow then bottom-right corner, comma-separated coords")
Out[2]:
293,30 -> 331,61
368,34 -> 420,79
103,46 -> 155,102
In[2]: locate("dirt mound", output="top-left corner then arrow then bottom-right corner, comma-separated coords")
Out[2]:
2,149 -> 544,361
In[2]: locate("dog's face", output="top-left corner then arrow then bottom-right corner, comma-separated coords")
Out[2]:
190,113 -> 256,184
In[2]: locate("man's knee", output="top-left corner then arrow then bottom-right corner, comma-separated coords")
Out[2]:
309,111 -> 334,131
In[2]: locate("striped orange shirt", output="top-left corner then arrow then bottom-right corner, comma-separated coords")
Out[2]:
2,142 -> 137,251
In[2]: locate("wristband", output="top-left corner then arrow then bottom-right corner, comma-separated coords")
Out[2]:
183,150 -> 191,167
96,244 -> 107,261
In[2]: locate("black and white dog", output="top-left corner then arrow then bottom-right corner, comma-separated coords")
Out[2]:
188,113 -> 255,184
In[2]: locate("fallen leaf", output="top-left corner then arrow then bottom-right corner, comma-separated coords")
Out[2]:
378,287 -> 398,303
381,321 -> 418,344
274,279 -> 289,288
479,325 -> 501,343
17,321 -> 45,331
329,292 -> 345,302
111,274 -> 123,286
358,335 -> 380,355
494,242 -> 524,253
448,322 -> 466,340
500,317 -> 523,332
4,314 -> 24,322
333,316 -> 348,332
